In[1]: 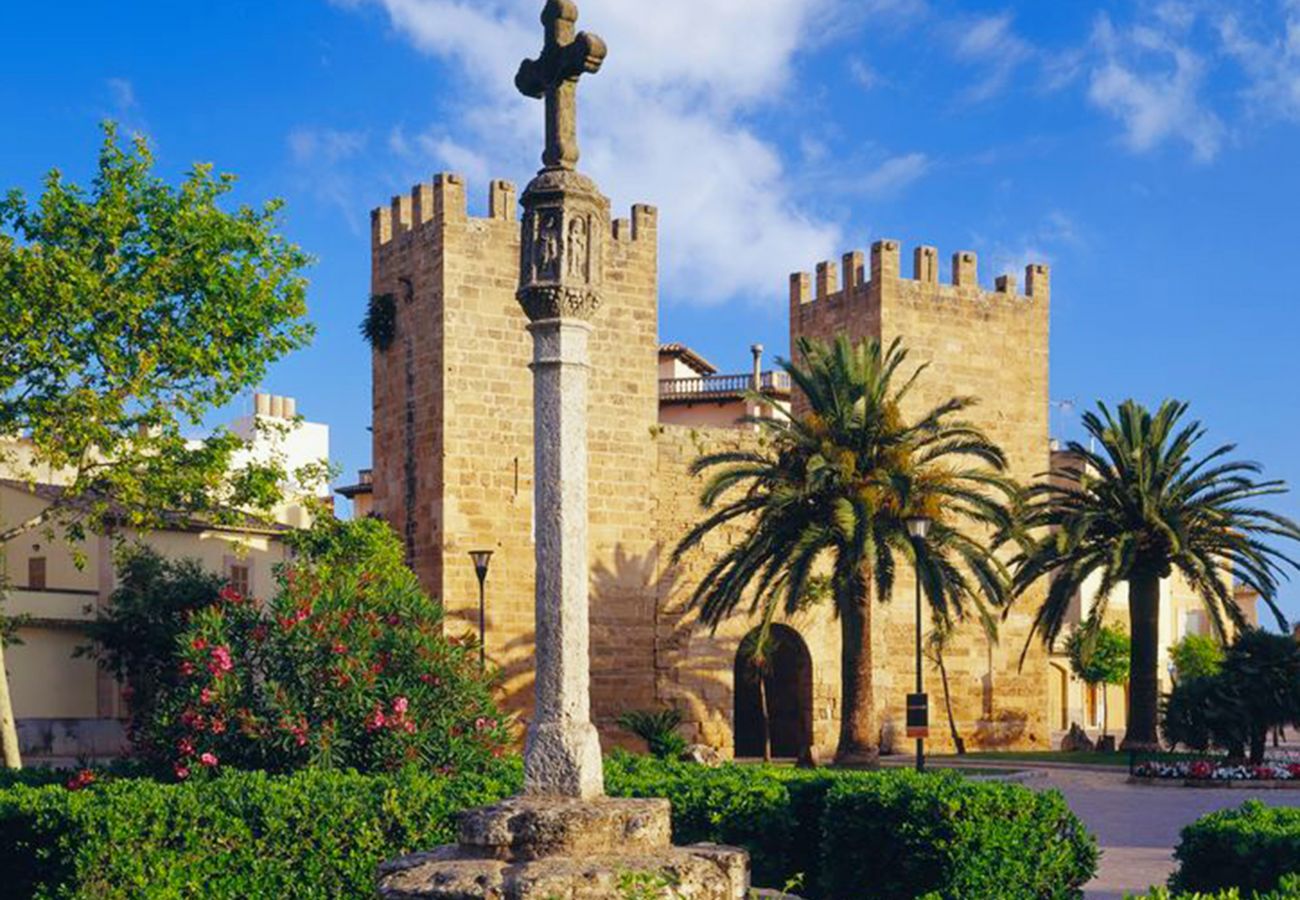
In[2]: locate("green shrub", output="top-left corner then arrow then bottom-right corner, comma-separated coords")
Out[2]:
615,708 -> 688,760
0,757 -> 1097,899
0,763 -> 521,900
819,768 -> 1096,899
605,753 -> 1096,899
1170,801 -> 1300,896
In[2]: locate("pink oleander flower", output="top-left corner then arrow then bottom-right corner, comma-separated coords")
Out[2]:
199,752 -> 219,768
174,764 -> 191,781
403,720 -> 417,734
365,707 -> 387,732
179,661 -> 196,677
65,769 -> 96,791
208,646 -> 234,676
392,697 -> 409,716
209,717 -> 227,735
177,738 -> 195,757
191,638 -> 208,651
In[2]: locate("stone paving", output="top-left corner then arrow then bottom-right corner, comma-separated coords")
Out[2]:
1029,767 -> 1300,899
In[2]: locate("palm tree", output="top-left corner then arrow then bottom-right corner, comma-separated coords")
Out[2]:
925,613 -> 975,755
737,616 -> 778,763
1009,400 -> 1300,751
673,336 -> 1016,765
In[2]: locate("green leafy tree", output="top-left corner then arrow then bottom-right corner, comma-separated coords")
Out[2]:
81,547 -> 226,745
0,124 -> 314,767
1163,630 -> 1300,762
1064,619 -> 1131,739
1009,400 -> 1300,751
1170,633 -> 1225,682
673,336 -> 1016,765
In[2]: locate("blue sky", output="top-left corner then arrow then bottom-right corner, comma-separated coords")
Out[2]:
4,0 -> 1300,617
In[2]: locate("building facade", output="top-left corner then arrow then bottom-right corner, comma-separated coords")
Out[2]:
1,395 -> 329,763
366,173 -> 1067,758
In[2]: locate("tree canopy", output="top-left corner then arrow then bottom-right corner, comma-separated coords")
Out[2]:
0,123 -> 315,546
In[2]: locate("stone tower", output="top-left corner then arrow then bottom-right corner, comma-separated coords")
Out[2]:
789,241 -> 1053,748
368,181 -> 662,728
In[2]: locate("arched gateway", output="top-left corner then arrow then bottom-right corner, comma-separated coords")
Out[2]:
733,624 -> 814,759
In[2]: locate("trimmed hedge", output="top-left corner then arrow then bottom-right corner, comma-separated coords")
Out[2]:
605,754 -> 1096,899
0,764 -> 519,899
0,755 -> 1097,899
1170,801 -> 1300,896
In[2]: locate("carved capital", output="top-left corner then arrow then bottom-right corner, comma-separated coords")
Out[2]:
517,285 -> 602,322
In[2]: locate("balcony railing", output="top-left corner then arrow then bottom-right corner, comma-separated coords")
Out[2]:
659,371 -> 791,401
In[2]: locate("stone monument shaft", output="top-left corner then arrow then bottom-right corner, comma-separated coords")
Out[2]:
515,0 -> 608,800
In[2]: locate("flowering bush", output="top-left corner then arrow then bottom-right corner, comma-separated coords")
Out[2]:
137,517 -> 511,776
1133,760 -> 1300,782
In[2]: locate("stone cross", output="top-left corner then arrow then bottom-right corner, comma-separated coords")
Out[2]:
515,0 -> 607,171
515,0 -> 610,800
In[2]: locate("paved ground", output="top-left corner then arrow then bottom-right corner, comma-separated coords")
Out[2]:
1028,768 -> 1300,899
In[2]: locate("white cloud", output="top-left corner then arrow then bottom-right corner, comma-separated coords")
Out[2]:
285,128 -> 372,232
333,0 -> 860,305
107,78 -> 137,111
105,77 -> 151,138
1219,1 -> 1300,123
858,153 -> 930,198
288,127 -> 368,165
849,57 -> 881,91
952,12 -> 1035,103
1086,12 -> 1224,162
981,210 -> 1083,287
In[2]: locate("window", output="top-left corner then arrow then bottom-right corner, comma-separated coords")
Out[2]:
228,564 -> 251,599
27,556 -> 46,590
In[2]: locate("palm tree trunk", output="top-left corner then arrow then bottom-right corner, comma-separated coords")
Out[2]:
1121,571 -> 1162,752
759,673 -> 772,763
1101,684 -> 1109,740
0,636 -> 21,769
937,650 -> 965,755
835,580 -> 878,766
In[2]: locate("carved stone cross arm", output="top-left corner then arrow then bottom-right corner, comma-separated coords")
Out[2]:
515,0 -> 607,171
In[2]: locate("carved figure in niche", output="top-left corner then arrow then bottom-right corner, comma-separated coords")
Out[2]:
536,211 -> 561,279
566,216 -> 589,281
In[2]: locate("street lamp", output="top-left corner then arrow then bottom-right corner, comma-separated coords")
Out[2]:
469,550 -> 494,672
905,516 -> 932,773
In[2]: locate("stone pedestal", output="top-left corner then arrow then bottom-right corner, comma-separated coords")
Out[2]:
377,797 -> 749,899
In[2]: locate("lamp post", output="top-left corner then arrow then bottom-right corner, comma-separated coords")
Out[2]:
469,550 -> 494,672
905,517 -> 932,773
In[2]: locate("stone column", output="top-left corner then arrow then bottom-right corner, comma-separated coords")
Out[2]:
517,166 -> 608,800
524,317 -> 603,799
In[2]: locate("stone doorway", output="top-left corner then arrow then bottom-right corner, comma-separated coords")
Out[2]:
733,624 -> 813,759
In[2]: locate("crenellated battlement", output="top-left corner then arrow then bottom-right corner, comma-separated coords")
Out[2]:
371,174 -> 656,249
790,239 -> 1051,308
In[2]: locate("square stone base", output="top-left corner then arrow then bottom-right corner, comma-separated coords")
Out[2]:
377,797 -> 749,899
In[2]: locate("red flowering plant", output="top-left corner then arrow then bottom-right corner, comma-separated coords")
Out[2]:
143,517 -> 511,777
